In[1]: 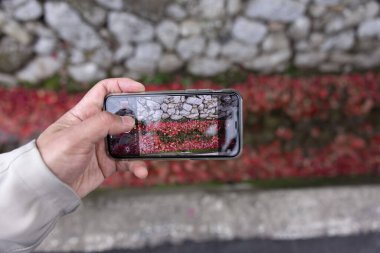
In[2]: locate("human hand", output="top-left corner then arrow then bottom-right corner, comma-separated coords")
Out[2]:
36,78 -> 148,197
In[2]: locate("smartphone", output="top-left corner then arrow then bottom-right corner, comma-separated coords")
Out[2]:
104,89 -> 243,160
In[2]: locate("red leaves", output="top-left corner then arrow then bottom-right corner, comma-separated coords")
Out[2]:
0,87 -> 82,139
276,127 -> 293,140
1,72 -> 380,187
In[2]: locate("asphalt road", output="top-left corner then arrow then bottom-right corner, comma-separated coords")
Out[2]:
37,232 -> 380,253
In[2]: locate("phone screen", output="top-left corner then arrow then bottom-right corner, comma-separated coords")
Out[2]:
104,91 -> 242,159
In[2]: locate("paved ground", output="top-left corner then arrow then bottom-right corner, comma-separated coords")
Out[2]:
36,232 -> 380,253
131,233 -> 380,253
36,185 -> 380,252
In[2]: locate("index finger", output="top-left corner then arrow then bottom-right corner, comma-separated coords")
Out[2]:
71,78 -> 145,121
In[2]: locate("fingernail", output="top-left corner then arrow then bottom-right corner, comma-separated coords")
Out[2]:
133,166 -> 148,179
121,116 -> 135,127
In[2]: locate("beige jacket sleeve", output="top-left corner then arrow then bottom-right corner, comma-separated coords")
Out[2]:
0,140 -> 81,253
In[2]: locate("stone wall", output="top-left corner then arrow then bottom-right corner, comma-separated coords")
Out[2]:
0,0 -> 379,85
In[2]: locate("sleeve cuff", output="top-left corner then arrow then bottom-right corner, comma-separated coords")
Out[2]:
11,140 -> 81,215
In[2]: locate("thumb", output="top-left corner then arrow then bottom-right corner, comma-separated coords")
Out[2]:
69,111 -> 135,144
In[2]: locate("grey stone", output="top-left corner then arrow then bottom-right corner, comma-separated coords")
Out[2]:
0,37 -> 33,73
325,17 -> 345,34
188,57 -> 230,76
1,0 -> 26,13
156,20 -> 179,50
161,103 -> 168,112
321,31 -> 355,51
0,73 -> 17,87
182,103 -> 193,111
9,0 -> 42,21
330,52 -> 354,64
170,115 -> 183,120
45,2 -> 103,50
314,0 -> 341,6
68,62 -> 106,83
267,22 -> 286,32
221,41 -> 258,62
110,66 -> 125,77
295,52 -> 327,68
152,96 -> 164,104
358,19 -> 380,39
246,0 -> 306,22
288,16 -> 311,39
310,4 -> 326,18
176,36 -> 206,60
363,2 -> 380,19
200,0 -> 225,19
262,33 -> 289,52
186,113 -> 199,119
146,100 -> 161,110
152,110 -> 163,121
113,44 -> 134,63
124,70 -> 142,81
207,100 -> 218,108
96,0 -> 124,10
319,63 -> 341,72
232,17 -> 267,45
310,33 -> 325,47
69,48 -> 85,64
338,5 -> 378,31
122,0 -> 170,22
354,48 -> 380,68
91,47 -> 113,69
201,19 -> 224,39
180,20 -> 202,37
180,110 -> 191,116
166,4 -> 187,21
25,23 -> 54,38
167,108 -> 176,115
0,10 -> 5,26
158,54 -> 183,73
108,12 -> 154,43
173,96 -> 181,103
1,18 -> 32,45
186,97 -> 203,105
227,0 -> 242,15
126,58 -> 156,75
162,113 -> 170,119
357,39 -> 380,51
206,41 -> 222,58
150,96 -> 165,105
68,0 -> 107,27
137,97 -> 147,105
244,50 -> 291,71
135,42 -> 162,62
17,55 -> 64,83
34,36 -> 56,55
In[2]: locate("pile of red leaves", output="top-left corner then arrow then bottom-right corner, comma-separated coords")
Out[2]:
140,119 -> 221,154
0,72 -> 379,187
